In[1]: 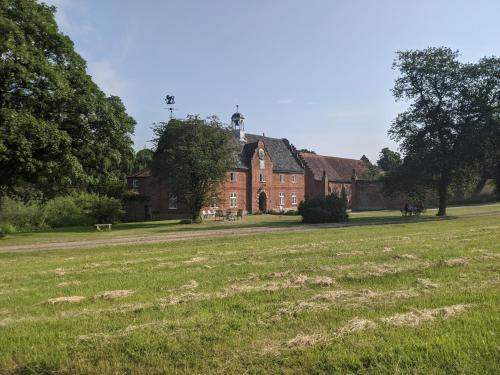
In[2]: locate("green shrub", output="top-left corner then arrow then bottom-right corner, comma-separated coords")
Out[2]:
90,195 -> 124,224
0,197 -> 46,231
298,193 -> 348,224
46,193 -> 124,226
1,223 -> 17,234
44,195 -> 91,227
0,193 -> 124,231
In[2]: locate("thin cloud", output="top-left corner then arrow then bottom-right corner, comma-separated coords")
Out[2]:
277,98 -> 294,104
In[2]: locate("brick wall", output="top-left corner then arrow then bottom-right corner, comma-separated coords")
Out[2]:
350,180 -> 406,211
218,170 -> 249,211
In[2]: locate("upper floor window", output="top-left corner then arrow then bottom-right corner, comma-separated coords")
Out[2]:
132,179 -> 139,188
260,174 -> 266,183
279,174 -> 285,183
168,194 -> 177,209
230,192 -> 238,208
230,172 -> 237,182
279,192 -> 285,206
291,192 -> 297,205
291,175 -> 297,183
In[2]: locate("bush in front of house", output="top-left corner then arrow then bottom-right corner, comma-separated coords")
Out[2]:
0,193 -> 124,233
0,198 -> 46,233
44,194 -> 92,228
298,193 -> 348,224
90,195 -> 124,224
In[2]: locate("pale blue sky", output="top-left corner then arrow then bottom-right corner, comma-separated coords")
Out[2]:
44,0 -> 500,162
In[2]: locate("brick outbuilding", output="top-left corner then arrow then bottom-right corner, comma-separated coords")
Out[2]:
298,151 -> 370,206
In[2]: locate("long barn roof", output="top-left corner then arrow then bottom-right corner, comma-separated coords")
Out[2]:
299,152 -> 369,182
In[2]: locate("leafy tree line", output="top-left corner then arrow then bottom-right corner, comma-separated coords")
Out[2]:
0,0 -> 136,200
384,47 -> 500,215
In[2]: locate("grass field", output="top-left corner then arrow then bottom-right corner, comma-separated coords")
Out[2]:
2,202 -> 500,247
0,204 -> 499,374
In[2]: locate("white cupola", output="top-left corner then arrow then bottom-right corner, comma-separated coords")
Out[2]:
231,106 -> 246,142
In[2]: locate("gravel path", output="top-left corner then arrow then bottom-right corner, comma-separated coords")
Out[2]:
0,217 -> 455,253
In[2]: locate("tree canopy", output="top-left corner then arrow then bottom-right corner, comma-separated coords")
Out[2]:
132,148 -> 154,173
151,116 -> 237,221
0,0 -> 136,199
377,148 -> 402,172
385,47 -> 500,215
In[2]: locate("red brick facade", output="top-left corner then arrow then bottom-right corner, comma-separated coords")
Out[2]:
125,136 -> 305,221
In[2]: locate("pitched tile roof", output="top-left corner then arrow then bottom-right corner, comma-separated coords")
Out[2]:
237,133 -> 304,173
127,133 -> 304,178
299,152 -> 369,182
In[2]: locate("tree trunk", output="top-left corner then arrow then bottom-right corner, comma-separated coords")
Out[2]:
190,204 -> 201,223
437,179 -> 448,216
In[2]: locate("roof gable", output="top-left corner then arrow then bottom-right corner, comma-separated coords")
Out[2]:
240,133 -> 303,173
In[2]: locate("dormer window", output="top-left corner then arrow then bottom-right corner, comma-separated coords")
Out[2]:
260,174 -> 266,183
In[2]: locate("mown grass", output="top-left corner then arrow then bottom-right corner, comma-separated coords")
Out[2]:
0,204 -> 499,374
2,202 -> 499,247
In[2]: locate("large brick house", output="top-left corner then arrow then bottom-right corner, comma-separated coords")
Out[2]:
125,111 -> 306,221
124,111 -> 389,221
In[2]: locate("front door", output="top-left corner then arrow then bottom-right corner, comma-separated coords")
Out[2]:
258,192 -> 267,213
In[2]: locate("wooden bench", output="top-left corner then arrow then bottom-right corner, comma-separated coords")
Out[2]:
94,223 -> 112,231
400,209 -> 422,217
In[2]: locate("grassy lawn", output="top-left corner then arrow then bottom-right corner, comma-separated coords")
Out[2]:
0,204 -> 499,373
1,202 -> 499,247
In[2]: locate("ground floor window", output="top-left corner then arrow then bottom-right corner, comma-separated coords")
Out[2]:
168,194 -> 177,209
292,192 -> 297,205
279,192 -> 285,206
230,192 -> 237,208
211,196 -> 218,208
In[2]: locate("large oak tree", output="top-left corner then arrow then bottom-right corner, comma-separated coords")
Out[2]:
386,47 -> 500,215
0,0 -> 135,199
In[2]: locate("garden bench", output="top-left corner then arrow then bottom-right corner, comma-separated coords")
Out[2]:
214,210 -> 225,221
94,223 -> 112,231
202,209 -> 215,219
226,211 -> 237,221
400,208 -> 422,217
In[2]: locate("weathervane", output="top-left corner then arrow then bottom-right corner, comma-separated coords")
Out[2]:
165,94 -> 176,119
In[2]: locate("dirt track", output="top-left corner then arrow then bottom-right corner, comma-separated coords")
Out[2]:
0,217 -> 459,253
